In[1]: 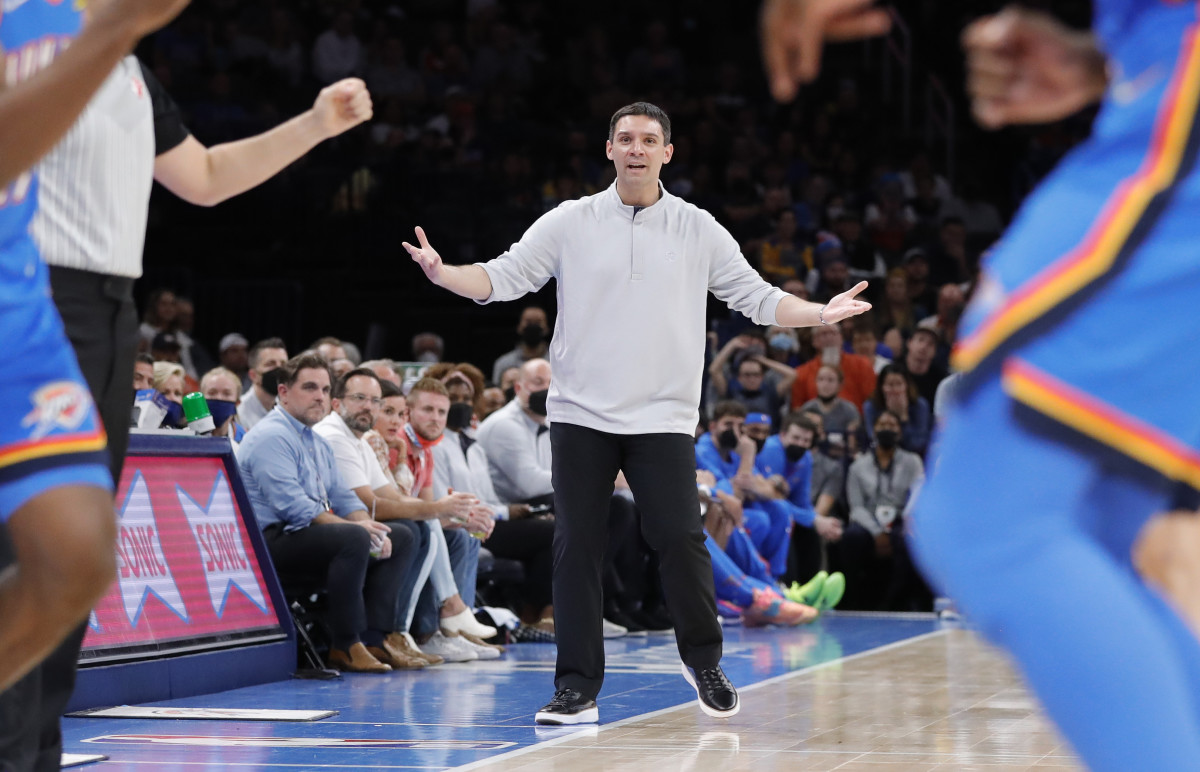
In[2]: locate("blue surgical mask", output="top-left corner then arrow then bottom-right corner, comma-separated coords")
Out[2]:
769,333 -> 797,352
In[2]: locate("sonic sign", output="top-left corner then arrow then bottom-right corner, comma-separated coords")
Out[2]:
81,449 -> 286,664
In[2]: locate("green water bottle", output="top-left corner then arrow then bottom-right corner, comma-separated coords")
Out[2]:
182,392 -> 215,435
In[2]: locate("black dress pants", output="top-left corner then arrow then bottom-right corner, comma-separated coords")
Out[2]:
550,423 -> 722,700
0,268 -> 139,771
485,516 -> 555,609
266,521 -> 414,647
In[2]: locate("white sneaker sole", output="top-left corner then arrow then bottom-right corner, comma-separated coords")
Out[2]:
681,663 -> 740,718
534,706 -> 599,725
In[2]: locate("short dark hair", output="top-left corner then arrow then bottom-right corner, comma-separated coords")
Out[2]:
875,408 -> 904,427
780,411 -> 816,435
379,380 -> 404,399
281,353 -> 331,388
609,102 -> 672,145
711,400 -> 747,423
334,367 -> 381,399
249,337 -> 287,369
135,353 -> 155,367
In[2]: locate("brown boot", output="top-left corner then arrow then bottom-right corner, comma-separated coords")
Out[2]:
328,642 -> 391,673
386,631 -> 444,666
367,638 -> 427,670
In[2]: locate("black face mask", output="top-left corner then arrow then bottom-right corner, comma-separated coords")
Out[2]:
785,444 -> 808,462
816,438 -> 832,454
717,429 -> 738,451
876,430 -> 899,450
740,388 -> 763,399
527,388 -> 549,416
446,401 -> 474,431
753,436 -> 767,453
520,324 -> 546,347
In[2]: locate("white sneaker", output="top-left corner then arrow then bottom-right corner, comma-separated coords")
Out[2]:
602,619 -> 628,639
420,631 -> 478,663
455,632 -> 501,660
440,607 -> 497,639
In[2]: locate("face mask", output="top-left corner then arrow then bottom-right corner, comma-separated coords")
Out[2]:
446,401 -> 474,431
503,386 -> 516,402
260,367 -> 284,398
520,324 -> 546,347
717,428 -> 738,451
417,351 -> 440,363
785,444 -> 808,462
527,388 -> 549,416
163,399 -> 185,428
207,398 -> 238,428
753,436 -> 766,453
876,430 -> 899,450
769,333 -> 797,352
817,439 -> 832,454
740,388 -> 762,398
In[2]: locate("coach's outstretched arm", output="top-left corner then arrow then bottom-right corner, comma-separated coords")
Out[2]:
403,226 -> 496,301
0,0 -> 188,188
154,78 -> 373,207
775,280 -> 872,328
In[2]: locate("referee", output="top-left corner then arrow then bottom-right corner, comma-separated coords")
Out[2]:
5,54 -> 372,764
404,102 -> 871,724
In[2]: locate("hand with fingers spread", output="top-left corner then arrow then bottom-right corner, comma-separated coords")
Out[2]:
313,78 -> 374,139
821,280 -> 873,324
964,7 -> 1109,129
761,0 -> 892,102
403,226 -> 446,285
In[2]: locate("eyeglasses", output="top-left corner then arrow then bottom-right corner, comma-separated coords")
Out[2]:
343,393 -> 383,407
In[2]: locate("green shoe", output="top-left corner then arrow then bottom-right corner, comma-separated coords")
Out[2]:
814,571 -> 845,611
787,571 -> 827,606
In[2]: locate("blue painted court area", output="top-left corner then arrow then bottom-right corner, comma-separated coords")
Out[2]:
61,615 -> 939,770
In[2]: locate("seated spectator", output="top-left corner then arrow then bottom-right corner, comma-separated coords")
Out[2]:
799,409 -> 848,522
839,409 -> 929,611
757,209 -> 805,283
218,333 -> 251,392
900,327 -> 947,407
403,378 -> 502,658
491,306 -> 551,385
329,358 -> 355,380
764,325 -> 802,368
236,354 -> 421,673
411,332 -> 444,364
848,316 -> 892,373
150,332 -> 182,365
133,354 -> 155,393
918,282 -> 966,355
926,216 -> 973,287
138,287 -> 176,347
708,334 -> 795,421
755,412 -> 844,545
791,322 -> 875,411
799,364 -> 862,459
152,361 -> 186,404
312,11 -> 364,84
497,366 -> 520,401
423,363 -> 487,421
311,336 -> 348,364
360,359 -> 402,387
199,367 -> 245,444
239,337 -> 289,431
364,382 -> 415,493
876,266 -> 923,351
431,372 -> 556,626
805,237 -> 854,303
831,209 -> 886,285
478,386 -> 507,421
172,296 -> 214,380
476,359 -> 553,505
862,365 -> 931,457
316,370 -> 496,664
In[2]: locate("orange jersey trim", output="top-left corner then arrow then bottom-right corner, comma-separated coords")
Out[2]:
953,17 -> 1200,373
1002,358 -> 1200,491
0,430 -> 108,470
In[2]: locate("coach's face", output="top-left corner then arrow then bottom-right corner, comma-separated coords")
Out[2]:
607,115 -> 672,187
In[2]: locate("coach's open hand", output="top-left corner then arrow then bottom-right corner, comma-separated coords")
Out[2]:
822,280 -> 872,324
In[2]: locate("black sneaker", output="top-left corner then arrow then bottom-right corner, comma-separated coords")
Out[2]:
630,606 -> 673,635
535,688 -> 599,725
681,663 -> 739,718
